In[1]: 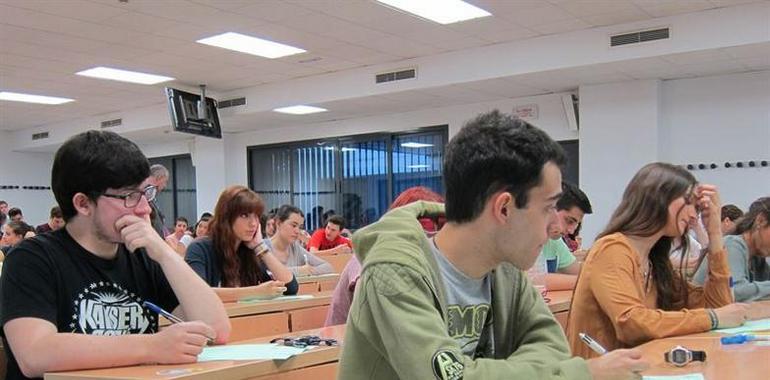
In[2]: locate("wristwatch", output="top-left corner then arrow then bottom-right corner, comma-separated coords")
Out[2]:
664,345 -> 706,367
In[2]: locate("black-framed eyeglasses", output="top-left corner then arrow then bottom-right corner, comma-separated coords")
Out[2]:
269,335 -> 338,348
100,185 -> 157,208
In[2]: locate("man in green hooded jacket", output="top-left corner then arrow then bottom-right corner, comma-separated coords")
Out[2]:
338,110 -> 649,380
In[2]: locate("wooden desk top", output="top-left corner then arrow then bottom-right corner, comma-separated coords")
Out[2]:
547,290 -> 572,313
45,325 -> 347,380
637,331 -> 770,379
225,291 -> 334,318
296,273 -> 340,284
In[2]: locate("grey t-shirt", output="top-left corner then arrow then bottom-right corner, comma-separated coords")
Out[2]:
430,238 -> 494,358
693,234 -> 770,301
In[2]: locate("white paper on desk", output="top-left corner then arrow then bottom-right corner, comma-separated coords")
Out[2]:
714,318 -> 770,334
197,344 -> 308,362
643,374 -> 704,380
237,294 -> 315,303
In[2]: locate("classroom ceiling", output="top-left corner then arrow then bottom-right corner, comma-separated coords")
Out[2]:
0,0 -> 766,132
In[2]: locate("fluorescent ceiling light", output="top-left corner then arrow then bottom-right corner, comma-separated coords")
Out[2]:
76,67 -> 174,85
197,32 -> 306,59
376,0 -> 491,24
0,91 -> 74,105
401,142 -> 434,148
407,164 -> 431,169
273,105 -> 328,115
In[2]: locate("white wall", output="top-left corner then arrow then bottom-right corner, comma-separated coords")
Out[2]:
579,70 -> 770,245
579,80 -> 662,245
660,70 -> 770,211
0,131 -> 57,225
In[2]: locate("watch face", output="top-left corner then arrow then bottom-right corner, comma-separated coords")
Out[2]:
672,349 -> 687,364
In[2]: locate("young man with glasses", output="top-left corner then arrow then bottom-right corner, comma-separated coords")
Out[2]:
338,111 -> 648,380
0,131 -> 230,379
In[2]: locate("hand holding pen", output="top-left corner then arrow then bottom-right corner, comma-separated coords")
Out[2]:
143,301 -> 217,364
582,332 -> 650,380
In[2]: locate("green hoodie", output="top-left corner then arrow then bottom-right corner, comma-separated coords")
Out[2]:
337,201 -> 591,380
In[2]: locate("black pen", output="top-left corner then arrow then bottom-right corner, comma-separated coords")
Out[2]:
143,301 -> 215,345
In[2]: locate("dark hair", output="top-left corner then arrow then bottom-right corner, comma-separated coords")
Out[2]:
209,185 -> 267,287
0,200 -> 7,207
200,212 -> 213,219
193,215 -> 211,238
175,216 -> 189,225
49,206 -> 62,219
8,208 -> 22,218
326,215 -> 345,229
52,130 -> 150,221
6,221 -> 34,239
443,110 -> 567,223
721,204 -> 744,222
557,182 -> 592,214
598,162 -> 697,310
732,197 -> 770,280
275,204 -> 304,224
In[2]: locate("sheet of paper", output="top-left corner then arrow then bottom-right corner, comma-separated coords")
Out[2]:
238,294 -> 315,303
197,344 -> 308,362
714,318 -> 770,334
643,374 -> 704,380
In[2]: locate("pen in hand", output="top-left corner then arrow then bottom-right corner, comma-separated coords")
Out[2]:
143,301 -> 215,345
579,332 -> 608,355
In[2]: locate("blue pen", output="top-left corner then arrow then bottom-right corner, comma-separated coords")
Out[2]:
720,334 -> 770,345
143,301 -> 214,344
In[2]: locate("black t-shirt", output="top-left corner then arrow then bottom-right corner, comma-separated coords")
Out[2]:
0,228 -> 179,380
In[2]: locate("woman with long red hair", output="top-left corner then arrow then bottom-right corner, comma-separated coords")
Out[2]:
186,185 -> 297,302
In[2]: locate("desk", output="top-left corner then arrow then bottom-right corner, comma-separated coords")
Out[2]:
297,274 -> 340,295
45,325 -> 347,380
637,331 -> 770,379
323,254 -> 353,273
160,293 -> 334,342
547,290 -> 572,330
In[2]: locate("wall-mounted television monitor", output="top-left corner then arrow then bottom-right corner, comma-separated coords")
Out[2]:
165,87 -> 222,139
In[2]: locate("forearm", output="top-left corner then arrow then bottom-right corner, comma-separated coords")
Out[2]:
156,251 -> 230,342
16,332 -> 150,378
702,247 -> 732,307
261,252 -> 294,283
545,273 -> 578,291
735,281 -> 770,302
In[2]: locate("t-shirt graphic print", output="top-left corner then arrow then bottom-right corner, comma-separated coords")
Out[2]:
72,281 -> 155,335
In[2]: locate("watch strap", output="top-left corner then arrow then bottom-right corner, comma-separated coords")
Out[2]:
691,350 -> 706,362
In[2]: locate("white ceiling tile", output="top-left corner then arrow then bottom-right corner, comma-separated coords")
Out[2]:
431,36 -> 490,51
579,8 -> 651,26
3,0 -> 130,21
528,18 -> 592,35
631,0 -> 717,18
505,4 -> 580,28
366,36 -> 444,59
187,0 -> 256,11
237,1 -> 315,22
422,84 -> 502,103
0,24 -> 113,53
474,0 -> 553,14
708,0 -> 762,6
462,77 -> 548,98
472,25 -> 539,44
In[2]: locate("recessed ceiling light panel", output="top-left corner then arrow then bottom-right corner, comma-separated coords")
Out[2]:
376,0 -> 491,24
76,67 -> 174,85
197,32 -> 306,59
0,91 -> 74,105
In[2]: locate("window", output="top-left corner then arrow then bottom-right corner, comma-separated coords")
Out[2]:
248,126 -> 447,231
148,154 -> 197,230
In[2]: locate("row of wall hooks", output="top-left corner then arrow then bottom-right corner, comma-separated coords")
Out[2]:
0,185 -> 52,190
684,160 -> 768,171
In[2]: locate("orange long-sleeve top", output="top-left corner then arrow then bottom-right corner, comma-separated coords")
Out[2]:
566,233 -> 732,359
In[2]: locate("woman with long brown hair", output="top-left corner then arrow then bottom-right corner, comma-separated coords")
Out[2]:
566,163 -> 748,359
185,185 -> 298,302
